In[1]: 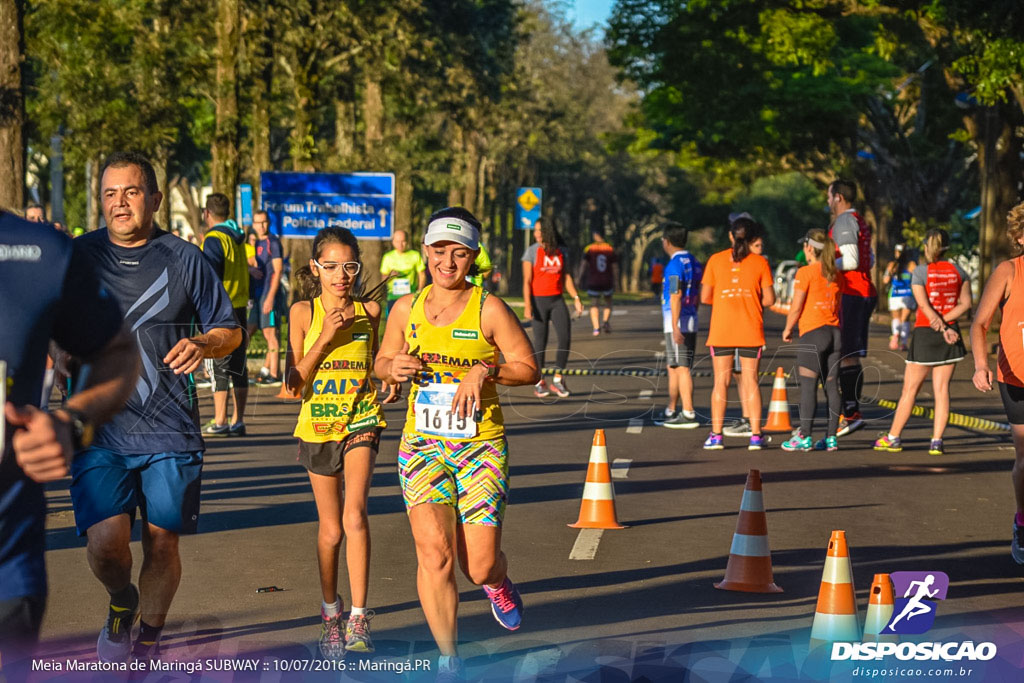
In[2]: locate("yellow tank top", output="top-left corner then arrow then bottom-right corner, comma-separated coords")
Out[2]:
404,285 -> 503,441
293,298 -> 386,442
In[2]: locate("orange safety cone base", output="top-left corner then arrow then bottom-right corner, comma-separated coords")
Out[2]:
714,579 -> 783,593
568,500 -> 626,529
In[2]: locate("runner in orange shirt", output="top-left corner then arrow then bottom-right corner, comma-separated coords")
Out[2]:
781,230 -> 844,452
700,217 -> 775,450
972,201 -> 1024,563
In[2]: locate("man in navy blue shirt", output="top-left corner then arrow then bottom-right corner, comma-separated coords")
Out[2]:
655,222 -> 703,429
1,212 -> 137,674
72,151 -> 241,663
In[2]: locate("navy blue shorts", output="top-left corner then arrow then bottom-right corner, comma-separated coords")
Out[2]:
70,448 -> 203,536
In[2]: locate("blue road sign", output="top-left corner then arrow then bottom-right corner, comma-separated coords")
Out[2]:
515,187 -> 542,230
260,172 -> 394,239
237,184 -> 254,226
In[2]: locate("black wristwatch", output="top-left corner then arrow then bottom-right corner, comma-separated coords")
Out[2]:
61,409 -> 95,451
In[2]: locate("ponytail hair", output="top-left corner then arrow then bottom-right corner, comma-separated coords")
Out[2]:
805,228 -> 838,282
922,228 -> 950,264
293,265 -> 321,301
729,217 -> 761,262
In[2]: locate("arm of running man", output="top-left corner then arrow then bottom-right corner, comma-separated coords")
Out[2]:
450,296 -> 541,420
670,285 -> 684,345
521,259 -> 534,319
832,214 -> 860,271
373,295 -> 425,385
970,261 -> 1013,392
164,326 -> 241,375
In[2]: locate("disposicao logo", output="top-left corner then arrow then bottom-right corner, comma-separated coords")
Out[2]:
884,571 -> 948,634
831,570 -> 997,662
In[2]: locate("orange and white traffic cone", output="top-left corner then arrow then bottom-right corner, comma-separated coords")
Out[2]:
763,367 -> 793,432
569,429 -> 625,529
276,352 -> 302,400
715,469 -> 783,593
863,573 -> 898,643
810,530 -> 860,645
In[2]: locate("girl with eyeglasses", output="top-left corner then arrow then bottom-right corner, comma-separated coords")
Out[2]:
285,227 -> 397,658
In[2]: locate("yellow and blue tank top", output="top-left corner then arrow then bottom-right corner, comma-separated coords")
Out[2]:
293,298 -> 386,442
403,285 -> 503,441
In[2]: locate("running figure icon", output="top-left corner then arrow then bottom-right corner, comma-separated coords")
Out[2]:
887,574 -> 939,630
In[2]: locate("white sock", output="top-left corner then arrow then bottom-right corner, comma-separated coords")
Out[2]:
350,605 -> 366,617
438,655 -> 461,672
322,598 -> 341,618
682,410 -> 696,419
891,319 -> 901,336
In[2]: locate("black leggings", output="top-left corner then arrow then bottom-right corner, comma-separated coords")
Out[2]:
796,325 -> 842,437
212,307 -> 250,391
531,295 -> 571,370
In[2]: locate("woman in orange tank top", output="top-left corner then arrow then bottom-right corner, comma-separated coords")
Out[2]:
971,201 -> 1024,564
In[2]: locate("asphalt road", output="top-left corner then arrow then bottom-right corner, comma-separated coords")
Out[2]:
32,301 -> 1024,682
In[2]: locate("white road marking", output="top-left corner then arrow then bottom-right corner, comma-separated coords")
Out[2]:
650,309 -> 659,315
638,389 -> 653,400
569,528 -> 604,560
612,309 -> 628,316
655,351 -> 665,359
627,418 -> 643,434
612,458 -> 632,479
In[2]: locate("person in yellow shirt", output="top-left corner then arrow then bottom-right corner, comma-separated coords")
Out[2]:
380,229 -> 426,312
374,207 -> 539,681
287,228 -> 397,658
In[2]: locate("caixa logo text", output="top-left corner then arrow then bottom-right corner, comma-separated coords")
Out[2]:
831,641 -> 997,662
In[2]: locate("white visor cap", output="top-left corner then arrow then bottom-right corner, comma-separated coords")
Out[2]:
423,217 -> 480,251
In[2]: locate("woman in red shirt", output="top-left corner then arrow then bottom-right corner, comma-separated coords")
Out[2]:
522,220 -> 584,398
874,229 -> 972,455
700,218 -> 775,450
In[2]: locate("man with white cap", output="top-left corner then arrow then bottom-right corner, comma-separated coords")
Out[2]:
375,207 -> 539,682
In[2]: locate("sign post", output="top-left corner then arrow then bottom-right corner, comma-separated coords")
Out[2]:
236,184 -> 254,227
260,172 -> 395,240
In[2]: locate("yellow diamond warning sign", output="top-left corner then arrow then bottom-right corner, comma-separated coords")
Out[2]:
518,189 -> 540,212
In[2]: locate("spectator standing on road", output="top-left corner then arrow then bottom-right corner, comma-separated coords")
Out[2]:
380,229 -> 427,313
24,203 -> 45,223
581,230 -> 618,336
251,211 -> 286,384
200,193 -> 251,437
375,207 -> 539,682
287,228 -> 394,658
874,229 -> 971,456
522,220 -> 584,398
649,256 -> 665,297
0,212 -> 137,676
701,218 -> 775,451
972,202 -> 1024,564
72,152 -> 241,663
884,243 -> 917,351
653,222 -> 703,429
781,230 -> 844,452
827,179 -> 877,437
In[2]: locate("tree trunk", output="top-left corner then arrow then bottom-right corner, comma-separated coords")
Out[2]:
974,106 -> 1022,284
447,123 -> 464,207
250,15 -> 273,207
395,170 -> 412,236
363,72 -> 383,159
334,97 -> 355,168
154,150 -> 171,232
172,175 -> 203,237
212,0 -> 240,199
462,131 -> 479,214
0,0 -> 25,211
86,158 -> 100,231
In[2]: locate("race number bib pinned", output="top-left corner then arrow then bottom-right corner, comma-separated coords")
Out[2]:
392,278 -> 412,296
414,382 -> 477,439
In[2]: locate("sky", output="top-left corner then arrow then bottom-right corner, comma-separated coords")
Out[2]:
569,0 -> 616,34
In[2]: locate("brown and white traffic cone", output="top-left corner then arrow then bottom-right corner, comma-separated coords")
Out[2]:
715,469 -> 783,593
569,429 -> 625,529
863,573 -> 898,643
763,367 -> 793,432
810,530 -> 861,646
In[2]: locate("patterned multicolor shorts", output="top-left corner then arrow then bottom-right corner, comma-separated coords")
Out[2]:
397,433 -> 509,526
